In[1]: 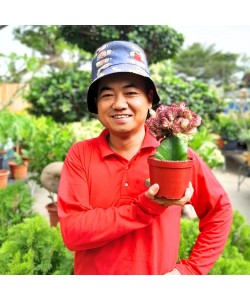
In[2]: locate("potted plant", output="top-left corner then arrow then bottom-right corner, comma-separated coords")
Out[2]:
239,129 -> 250,152
146,102 -> 201,199
40,161 -> 64,227
8,149 -> 30,180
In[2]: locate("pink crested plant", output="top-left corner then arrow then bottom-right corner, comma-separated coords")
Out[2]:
146,102 -> 202,161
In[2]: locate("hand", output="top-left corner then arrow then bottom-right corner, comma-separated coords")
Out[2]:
165,268 -> 181,275
145,182 -> 194,207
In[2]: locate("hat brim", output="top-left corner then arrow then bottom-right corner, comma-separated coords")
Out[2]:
87,65 -> 160,114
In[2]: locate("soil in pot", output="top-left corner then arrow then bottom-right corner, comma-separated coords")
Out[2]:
148,155 -> 194,199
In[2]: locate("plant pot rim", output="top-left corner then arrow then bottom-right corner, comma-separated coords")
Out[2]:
148,154 -> 194,162
46,202 -> 57,209
148,155 -> 194,168
0,169 -> 9,176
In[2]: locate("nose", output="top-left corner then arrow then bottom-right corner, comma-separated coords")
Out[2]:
112,93 -> 128,110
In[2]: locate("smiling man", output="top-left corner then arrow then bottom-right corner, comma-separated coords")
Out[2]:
57,40 -> 232,275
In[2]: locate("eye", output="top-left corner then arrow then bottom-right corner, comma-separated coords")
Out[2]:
100,93 -> 113,99
126,91 -> 138,96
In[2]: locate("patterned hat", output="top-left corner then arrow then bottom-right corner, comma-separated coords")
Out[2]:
87,40 -> 160,114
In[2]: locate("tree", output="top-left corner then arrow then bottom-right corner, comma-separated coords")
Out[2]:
59,25 -> 184,64
173,43 -> 240,87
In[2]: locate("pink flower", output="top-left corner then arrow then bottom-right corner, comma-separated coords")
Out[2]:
146,102 -> 201,141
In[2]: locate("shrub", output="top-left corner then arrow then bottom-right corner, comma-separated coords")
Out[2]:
179,210 -> 250,274
24,69 -> 92,123
0,215 -> 73,274
0,181 -> 35,245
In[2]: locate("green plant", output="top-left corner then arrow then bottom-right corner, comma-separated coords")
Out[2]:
0,215 -> 73,274
239,128 -> 250,150
150,63 -> 225,121
24,69 -> 92,123
0,181 -> 35,245
146,102 -> 201,161
0,109 -> 36,151
212,113 -> 239,141
189,126 -> 225,169
27,115 -> 76,184
179,210 -> 250,274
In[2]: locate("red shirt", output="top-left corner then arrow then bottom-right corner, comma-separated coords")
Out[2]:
57,128 -> 232,275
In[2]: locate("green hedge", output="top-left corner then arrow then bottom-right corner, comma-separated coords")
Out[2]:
0,215 -> 73,275
179,210 -> 250,274
0,181 -> 35,245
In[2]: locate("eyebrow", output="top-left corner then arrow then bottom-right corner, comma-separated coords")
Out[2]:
99,83 -> 137,93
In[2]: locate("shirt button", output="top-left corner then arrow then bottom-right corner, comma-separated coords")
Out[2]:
126,166 -> 129,170
124,182 -> 129,187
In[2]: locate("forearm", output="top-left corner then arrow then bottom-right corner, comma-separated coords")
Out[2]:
58,192 -> 165,252
176,198 -> 233,275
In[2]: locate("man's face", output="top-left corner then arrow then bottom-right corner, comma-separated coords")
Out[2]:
96,73 -> 153,136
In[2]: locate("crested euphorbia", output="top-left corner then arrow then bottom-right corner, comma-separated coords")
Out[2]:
146,102 -> 202,161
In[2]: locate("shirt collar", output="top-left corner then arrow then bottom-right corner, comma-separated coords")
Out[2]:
97,126 -> 159,158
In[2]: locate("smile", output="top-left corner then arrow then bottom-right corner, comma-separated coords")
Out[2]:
112,115 -> 131,119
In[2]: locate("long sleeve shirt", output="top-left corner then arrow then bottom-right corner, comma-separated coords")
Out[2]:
57,128 -> 232,275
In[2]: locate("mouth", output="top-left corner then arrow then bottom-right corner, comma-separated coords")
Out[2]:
111,114 -> 132,119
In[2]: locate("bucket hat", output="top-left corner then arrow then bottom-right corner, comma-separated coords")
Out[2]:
87,40 -> 160,114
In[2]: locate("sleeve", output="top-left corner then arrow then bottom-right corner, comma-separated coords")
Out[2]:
57,143 -> 166,252
175,148 -> 233,275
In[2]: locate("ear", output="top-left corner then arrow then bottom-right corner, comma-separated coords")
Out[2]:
147,90 -> 153,108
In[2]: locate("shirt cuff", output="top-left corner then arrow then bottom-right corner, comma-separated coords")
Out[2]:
137,193 -> 167,216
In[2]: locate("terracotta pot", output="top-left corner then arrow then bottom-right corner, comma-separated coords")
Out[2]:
0,169 -> 9,189
147,155 -> 194,199
8,161 -> 28,179
46,202 -> 59,227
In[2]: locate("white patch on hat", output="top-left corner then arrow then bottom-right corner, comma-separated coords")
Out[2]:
97,49 -> 112,61
111,66 -> 122,72
127,58 -> 146,70
95,44 -> 108,57
97,63 -> 111,76
96,57 -> 111,68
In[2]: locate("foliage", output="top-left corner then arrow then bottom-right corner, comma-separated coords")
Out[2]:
0,109 -> 36,149
0,181 -> 35,245
150,62 -> 225,121
26,116 -> 76,184
24,69 -> 92,122
173,42 -> 240,87
26,115 -> 103,185
189,125 -> 225,169
59,25 -> 184,64
211,113 -> 239,140
179,210 -> 250,274
0,215 -> 73,274
0,109 -> 104,185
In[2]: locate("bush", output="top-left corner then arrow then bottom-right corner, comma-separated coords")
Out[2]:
24,69 -> 92,123
0,215 -> 73,274
189,126 -> 225,169
179,210 -> 250,274
0,181 -> 35,245
150,63 -> 225,121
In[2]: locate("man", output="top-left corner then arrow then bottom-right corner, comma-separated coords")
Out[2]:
57,40 -> 232,275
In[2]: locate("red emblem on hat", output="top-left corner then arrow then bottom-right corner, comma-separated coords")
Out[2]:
130,51 -> 142,62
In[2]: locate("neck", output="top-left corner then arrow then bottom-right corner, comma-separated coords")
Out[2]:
108,128 -> 146,160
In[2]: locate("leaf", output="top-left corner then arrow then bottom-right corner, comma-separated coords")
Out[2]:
155,136 -> 188,161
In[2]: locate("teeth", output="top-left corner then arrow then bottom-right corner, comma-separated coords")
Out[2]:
113,115 -> 130,119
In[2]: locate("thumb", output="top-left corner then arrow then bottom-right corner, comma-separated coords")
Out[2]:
145,183 -> 159,200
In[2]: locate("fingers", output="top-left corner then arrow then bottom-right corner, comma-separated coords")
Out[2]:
145,183 -> 159,200
150,182 -> 194,207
